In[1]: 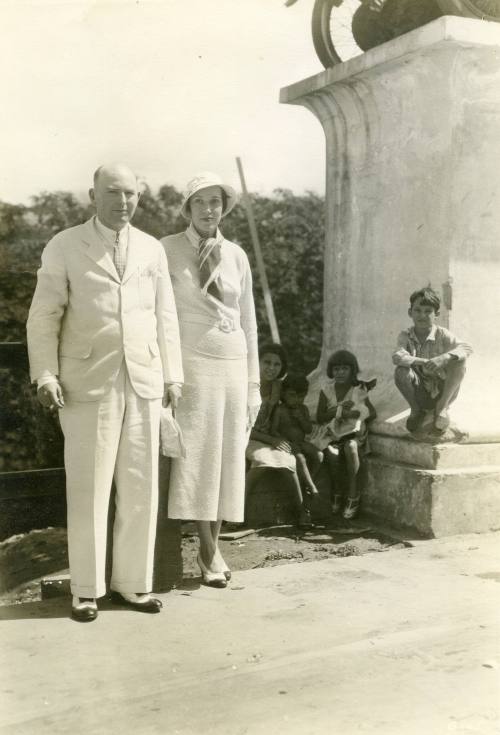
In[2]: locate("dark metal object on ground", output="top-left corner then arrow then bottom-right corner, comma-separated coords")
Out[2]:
41,574 -> 71,600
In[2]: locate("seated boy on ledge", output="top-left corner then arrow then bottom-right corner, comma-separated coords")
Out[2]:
392,287 -> 472,434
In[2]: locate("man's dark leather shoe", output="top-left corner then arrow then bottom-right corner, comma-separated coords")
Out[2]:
110,591 -> 162,613
71,597 -> 98,622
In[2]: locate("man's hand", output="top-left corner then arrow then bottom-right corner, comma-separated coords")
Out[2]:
163,383 -> 182,410
37,382 -> 64,411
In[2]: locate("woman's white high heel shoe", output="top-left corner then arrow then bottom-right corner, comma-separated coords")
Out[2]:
197,553 -> 227,588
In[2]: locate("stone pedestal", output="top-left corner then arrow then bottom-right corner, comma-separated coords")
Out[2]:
281,16 -> 500,534
245,467 -> 332,528
281,16 -> 500,435
364,420 -> 500,536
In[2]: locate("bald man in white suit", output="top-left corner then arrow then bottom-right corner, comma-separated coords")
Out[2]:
27,164 -> 184,621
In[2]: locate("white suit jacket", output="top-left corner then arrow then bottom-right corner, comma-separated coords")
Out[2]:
27,217 -> 184,402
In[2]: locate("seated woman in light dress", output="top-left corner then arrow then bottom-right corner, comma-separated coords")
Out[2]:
245,344 -> 314,527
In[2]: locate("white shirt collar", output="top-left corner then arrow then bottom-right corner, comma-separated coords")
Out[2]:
409,324 -> 437,342
94,216 -> 129,247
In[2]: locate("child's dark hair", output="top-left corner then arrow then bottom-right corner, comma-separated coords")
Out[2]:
282,373 -> 309,395
409,287 -> 440,313
259,342 -> 288,378
326,350 -> 360,381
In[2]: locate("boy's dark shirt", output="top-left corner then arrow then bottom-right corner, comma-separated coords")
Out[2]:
272,404 -> 312,446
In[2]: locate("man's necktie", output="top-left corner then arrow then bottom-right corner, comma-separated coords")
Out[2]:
199,237 -> 224,303
113,231 -> 126,280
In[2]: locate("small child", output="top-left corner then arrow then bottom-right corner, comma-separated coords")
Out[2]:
271,373 -> 322,500
313,350 -> 376,520
393,287 -> 472,434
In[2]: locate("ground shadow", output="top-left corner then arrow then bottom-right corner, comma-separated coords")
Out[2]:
0,597 -> 69,621
0,585 -> 196,620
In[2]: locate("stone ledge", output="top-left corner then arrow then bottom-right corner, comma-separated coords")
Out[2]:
369,434 -> 500,470
364,456 -> 500,537
370,418 -> 500,446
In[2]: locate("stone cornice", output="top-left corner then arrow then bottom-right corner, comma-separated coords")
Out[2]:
280,15 -> 500,109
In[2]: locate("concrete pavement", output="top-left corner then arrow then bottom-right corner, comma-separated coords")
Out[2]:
1,532 -> 499,735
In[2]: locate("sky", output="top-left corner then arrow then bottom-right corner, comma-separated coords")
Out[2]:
0,0 -> 326,204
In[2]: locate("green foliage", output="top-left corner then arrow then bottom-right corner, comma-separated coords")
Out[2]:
0,366 -> 63,471
0,185 -> 324,470
0,202 -> 28,242
29,191 -> 92,242
223,189 -> 324,374
132,184 -> 185,239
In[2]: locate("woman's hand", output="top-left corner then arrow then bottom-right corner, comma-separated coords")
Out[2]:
271,437 -> 292,453
247,382 -> 262,430
247,404 -> 261,430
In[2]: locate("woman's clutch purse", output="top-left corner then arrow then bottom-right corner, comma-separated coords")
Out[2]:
160,406 -> 186,458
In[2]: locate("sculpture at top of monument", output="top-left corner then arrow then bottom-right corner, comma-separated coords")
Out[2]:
286,0 -> 500,67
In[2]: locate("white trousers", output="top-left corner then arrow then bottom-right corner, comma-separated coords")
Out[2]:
59,363 -> 161,598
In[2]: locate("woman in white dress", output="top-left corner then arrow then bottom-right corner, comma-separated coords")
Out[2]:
161,173 -> 261,588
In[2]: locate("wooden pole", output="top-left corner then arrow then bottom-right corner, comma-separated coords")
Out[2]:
236,157 -> 280,344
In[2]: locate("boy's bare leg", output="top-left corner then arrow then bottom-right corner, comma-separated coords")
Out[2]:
303,442 -> 322,480
434,360 -> 466,429
285,469 -> 311,527
295,452 -> 319,496
394,366 -> 426,431
294,459 -> 313,526
394,366 -> 420,408
286,469 -> 304,510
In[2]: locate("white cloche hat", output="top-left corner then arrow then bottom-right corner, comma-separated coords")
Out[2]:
179,171 -> 238,220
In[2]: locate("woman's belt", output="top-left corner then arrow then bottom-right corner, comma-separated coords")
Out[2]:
179,312 -> 241,333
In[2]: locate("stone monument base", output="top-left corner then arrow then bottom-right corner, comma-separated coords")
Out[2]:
282,16 -> 500,537
363,421 -> 500,537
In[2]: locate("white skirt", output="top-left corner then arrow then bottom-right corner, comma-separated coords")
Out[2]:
246,440 -> 296,472
168,345 -> 248,522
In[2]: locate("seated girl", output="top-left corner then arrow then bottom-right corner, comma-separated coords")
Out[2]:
311,350 -> 376,520
245,345 -> 312,527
